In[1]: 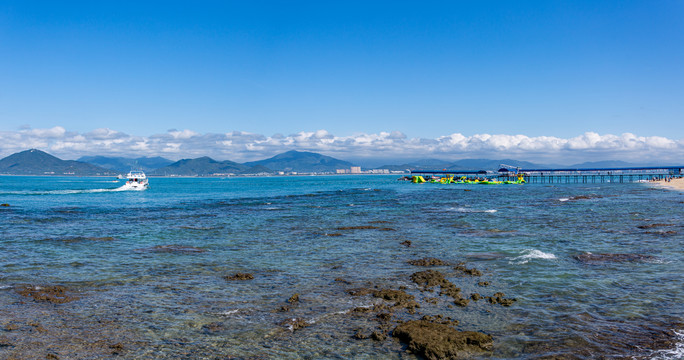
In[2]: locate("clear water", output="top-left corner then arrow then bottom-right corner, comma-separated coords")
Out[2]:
0,175 -> 682,359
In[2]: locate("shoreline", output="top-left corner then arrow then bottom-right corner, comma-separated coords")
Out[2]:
649,177 -> 684,191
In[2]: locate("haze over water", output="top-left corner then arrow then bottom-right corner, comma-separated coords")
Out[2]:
0,175 -> 682,359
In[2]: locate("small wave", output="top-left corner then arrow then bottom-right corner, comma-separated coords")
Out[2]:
448,207 -> 497,213
559,198 -> 570,202
651,329 -> 684,359
0,285 -> 12,290
509,249 -> 557,264
217,309 -> 240,316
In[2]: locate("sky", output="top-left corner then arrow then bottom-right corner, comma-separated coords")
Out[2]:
1,1 -> 683,165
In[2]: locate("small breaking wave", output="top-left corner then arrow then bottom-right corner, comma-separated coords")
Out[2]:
509,249 -> 557,264
448,207 -> 498,213
651,329 -> 684,360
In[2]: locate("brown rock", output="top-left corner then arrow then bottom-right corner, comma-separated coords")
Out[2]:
224,273 -> 254,281
393,320 -> 493,359
287,293 -> 300,304
280,318 -> 309,332
17,285 -> 78,304
371,331 -> 387,341
408,258 -> 448,266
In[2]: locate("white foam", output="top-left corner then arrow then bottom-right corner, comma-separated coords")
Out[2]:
217,309 -> 239,316
509,249 -> 557,264
559,198 -> 570,202
449,207 -> 497,213
651,329 -> 684,359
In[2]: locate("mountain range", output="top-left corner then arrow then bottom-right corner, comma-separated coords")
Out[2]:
0,149 -> 117,176
0,149 -> 656,176
77,155 -> 174,173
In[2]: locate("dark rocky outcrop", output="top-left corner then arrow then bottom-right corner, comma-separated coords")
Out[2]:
393,320 -> 493,359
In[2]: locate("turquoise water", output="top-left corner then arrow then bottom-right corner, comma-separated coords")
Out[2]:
0,175 -> 682,359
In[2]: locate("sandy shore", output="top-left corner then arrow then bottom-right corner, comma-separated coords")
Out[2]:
649,177 -> 684,191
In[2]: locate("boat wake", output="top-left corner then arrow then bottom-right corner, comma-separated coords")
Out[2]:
0,185 -> 145,195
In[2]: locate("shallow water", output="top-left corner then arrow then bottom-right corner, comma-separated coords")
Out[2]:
0,175 -> 682,359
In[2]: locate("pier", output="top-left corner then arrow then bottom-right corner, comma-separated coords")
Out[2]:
411,166 -> 684,184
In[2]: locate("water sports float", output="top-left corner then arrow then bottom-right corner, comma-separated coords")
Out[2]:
411,174 -> 525,185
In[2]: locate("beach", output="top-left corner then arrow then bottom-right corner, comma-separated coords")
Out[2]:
651,177 -> 684,191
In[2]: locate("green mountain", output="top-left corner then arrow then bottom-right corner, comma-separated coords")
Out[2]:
0,149 -> 116,176
78,155 -> 173,173
244,150 -> 354,173
149,156 -> 250,176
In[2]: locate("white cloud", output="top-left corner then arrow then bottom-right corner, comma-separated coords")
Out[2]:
0,127 -> 682,165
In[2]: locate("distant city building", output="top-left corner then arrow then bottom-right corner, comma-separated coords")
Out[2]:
336,169 -> 349,174
350,166 -> 361,174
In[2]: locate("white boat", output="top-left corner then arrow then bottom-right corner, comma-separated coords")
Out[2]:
122,170 -> 149,190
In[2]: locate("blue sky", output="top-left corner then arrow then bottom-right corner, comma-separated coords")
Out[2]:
1,1 -> 683,163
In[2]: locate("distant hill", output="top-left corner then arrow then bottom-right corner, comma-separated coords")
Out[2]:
0,149 -> 116,176
380,158 -> 548,171
568,160 -> 639,169
244,150 -> 354,173
78,155 -> 173,173
449,159 -> 543,171
149,156 -> 250,176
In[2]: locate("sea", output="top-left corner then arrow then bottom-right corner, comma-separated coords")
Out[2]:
0,175 -> 682,359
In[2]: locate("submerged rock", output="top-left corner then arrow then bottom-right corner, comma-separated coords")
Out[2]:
636,223 -> 674,229
224,273 -> 254,281
17,285 -> 78,304
400,240 -> 412,247
411,270 -> 470,306
574,253 -> 656,264
393,320 -> 493,360
280,318 -> 309,332
487,292 -> 516,306
408,258 -> 448,266
454,263 -> 482,276
201,321 -> 226,334
336,225 -> 380,230
138,245 -> 206,253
